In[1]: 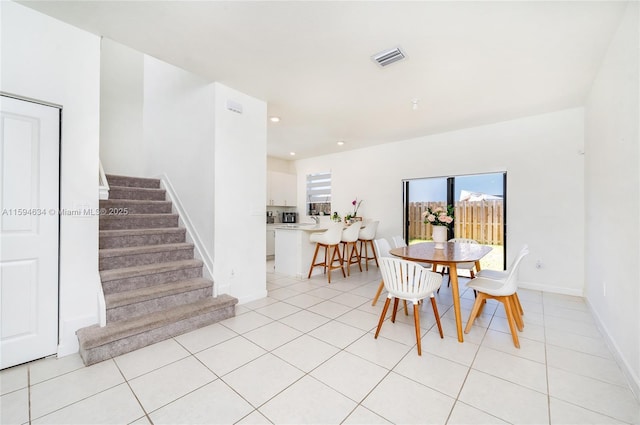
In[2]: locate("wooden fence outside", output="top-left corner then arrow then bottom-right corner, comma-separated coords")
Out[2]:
409,201 -> 504,245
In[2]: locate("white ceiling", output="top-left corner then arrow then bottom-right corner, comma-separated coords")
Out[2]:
21,1 -> 629,159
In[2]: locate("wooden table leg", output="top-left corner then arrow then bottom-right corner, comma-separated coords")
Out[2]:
449,263 -> 464,342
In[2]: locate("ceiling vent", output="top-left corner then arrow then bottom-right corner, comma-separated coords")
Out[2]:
372,47 -> 406,67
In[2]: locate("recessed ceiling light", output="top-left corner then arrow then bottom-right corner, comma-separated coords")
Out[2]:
289,152 -> 296,156
270,116 -> 281,123
412,98 -> 419,110
337,141 -> 345,146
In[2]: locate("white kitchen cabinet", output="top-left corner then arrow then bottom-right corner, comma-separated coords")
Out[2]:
267,171 -> 296,206
266,228 -> 275,258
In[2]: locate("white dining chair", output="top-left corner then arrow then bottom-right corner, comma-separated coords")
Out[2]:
438,237 -> 479,292
372,238 -> 409,315
475,244 -> 530,318
465,244 -> 529,348
391,235 -> 407,248
374,257 -> 444,355
371,238 -> 392,306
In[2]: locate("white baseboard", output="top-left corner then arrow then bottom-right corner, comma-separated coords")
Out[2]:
158,174 -> 215,294
519,280 -> 583,297
585,299 -> 640,402
58,314 -> 99,357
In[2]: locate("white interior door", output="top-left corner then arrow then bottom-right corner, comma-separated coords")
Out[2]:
0,96 -> 60,369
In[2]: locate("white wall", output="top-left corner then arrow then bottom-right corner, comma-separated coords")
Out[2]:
100,39 -> 145,177
100,41 -> 267,302
1,2 -> 102,356
213,83 -> 268,302
295,108 -> 586,295
584,1 -> 639,397
143,55 -> 216,260
267,156 -> 296,174
100,39 -> 217,273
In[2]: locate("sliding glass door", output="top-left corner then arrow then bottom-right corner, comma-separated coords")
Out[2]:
403,172 -> 506,270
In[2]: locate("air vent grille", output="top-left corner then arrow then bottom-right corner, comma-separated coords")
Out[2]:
372,47 -> 406,67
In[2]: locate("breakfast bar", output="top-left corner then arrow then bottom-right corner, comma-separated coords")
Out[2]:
274,224 -> 326,277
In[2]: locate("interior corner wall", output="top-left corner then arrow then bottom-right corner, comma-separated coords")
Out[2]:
295,108 -> 585,296
142,55 -> 216,260
584,1 -> 639,397
100,38 -> 145,177
100,40 -> 217,267
1,1 -> 102,356
213,82 -> 267,303
267,156 -> 296,174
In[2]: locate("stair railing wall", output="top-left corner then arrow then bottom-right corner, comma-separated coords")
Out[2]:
158,173 -> 216,296
99,160 -> 110,200
97,160 -> 108,326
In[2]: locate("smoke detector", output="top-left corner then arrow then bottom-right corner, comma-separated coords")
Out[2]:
371,47 -> 406,67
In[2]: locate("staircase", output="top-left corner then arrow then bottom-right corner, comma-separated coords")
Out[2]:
76,174 -> 237,366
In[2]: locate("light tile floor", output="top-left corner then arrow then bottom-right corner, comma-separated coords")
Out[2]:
2,261 -> 639,424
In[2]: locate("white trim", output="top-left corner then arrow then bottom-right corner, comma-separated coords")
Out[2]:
519,281 -> 583,297
586,298 -> 640,401
97,270 -> 106,327
98,160 -> 110,200
157,174 -> 215,295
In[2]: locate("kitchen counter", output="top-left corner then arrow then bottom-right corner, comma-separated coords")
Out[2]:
274,224 -> 327,277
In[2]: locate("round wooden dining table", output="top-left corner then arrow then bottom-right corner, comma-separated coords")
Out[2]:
389,241 -> 493,342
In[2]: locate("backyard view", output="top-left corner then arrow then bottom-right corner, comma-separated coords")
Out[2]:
406,172 -> 505,271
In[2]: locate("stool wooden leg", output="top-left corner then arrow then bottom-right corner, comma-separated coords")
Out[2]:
307,243 -> 321,279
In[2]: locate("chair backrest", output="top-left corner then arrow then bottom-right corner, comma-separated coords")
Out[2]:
378,257 -> 442,302
448,237 -> 478,245
341,221 -> 362,242
310,222 -> 344,245
391,235 -> 407,248
373,238 -> 392,258
499,244 -> 530,294
358,220 -> 379,240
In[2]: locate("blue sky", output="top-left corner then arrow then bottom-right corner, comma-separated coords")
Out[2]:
408,173 -> 504,202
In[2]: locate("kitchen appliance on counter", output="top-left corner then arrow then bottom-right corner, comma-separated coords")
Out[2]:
266,211 -> 275,224
282,212 -> 298,223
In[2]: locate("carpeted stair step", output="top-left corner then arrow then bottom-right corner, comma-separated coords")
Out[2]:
100,199 -> 172,215
100,213 -> 179,231
77,294 -> 238,366
99,243 -> 195,271
105,278 -> 213,322
106,174 -> 160,189
108,186 -> 166,201
100,259 -> 203,294
99,228 -> 187,249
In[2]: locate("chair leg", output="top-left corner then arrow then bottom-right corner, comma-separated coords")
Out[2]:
369,240 -> 379,268
413,303 -> 422,356
344,242 -> 362,276
374,297 -> 391,339
371,280 -> 385,306
403,300 -> 409,316
510,295 -> 524,331
391,298 -> 399,323
430,297 -> 444,338
465,292 -> 487,334
514,292 -> 524,316
327,244 -> 346,283
307,243 -> 321,279
501,295 -> 520,348
352,243 -> 363,273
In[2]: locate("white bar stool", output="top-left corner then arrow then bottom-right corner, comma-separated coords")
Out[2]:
307,223 -> 345,283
